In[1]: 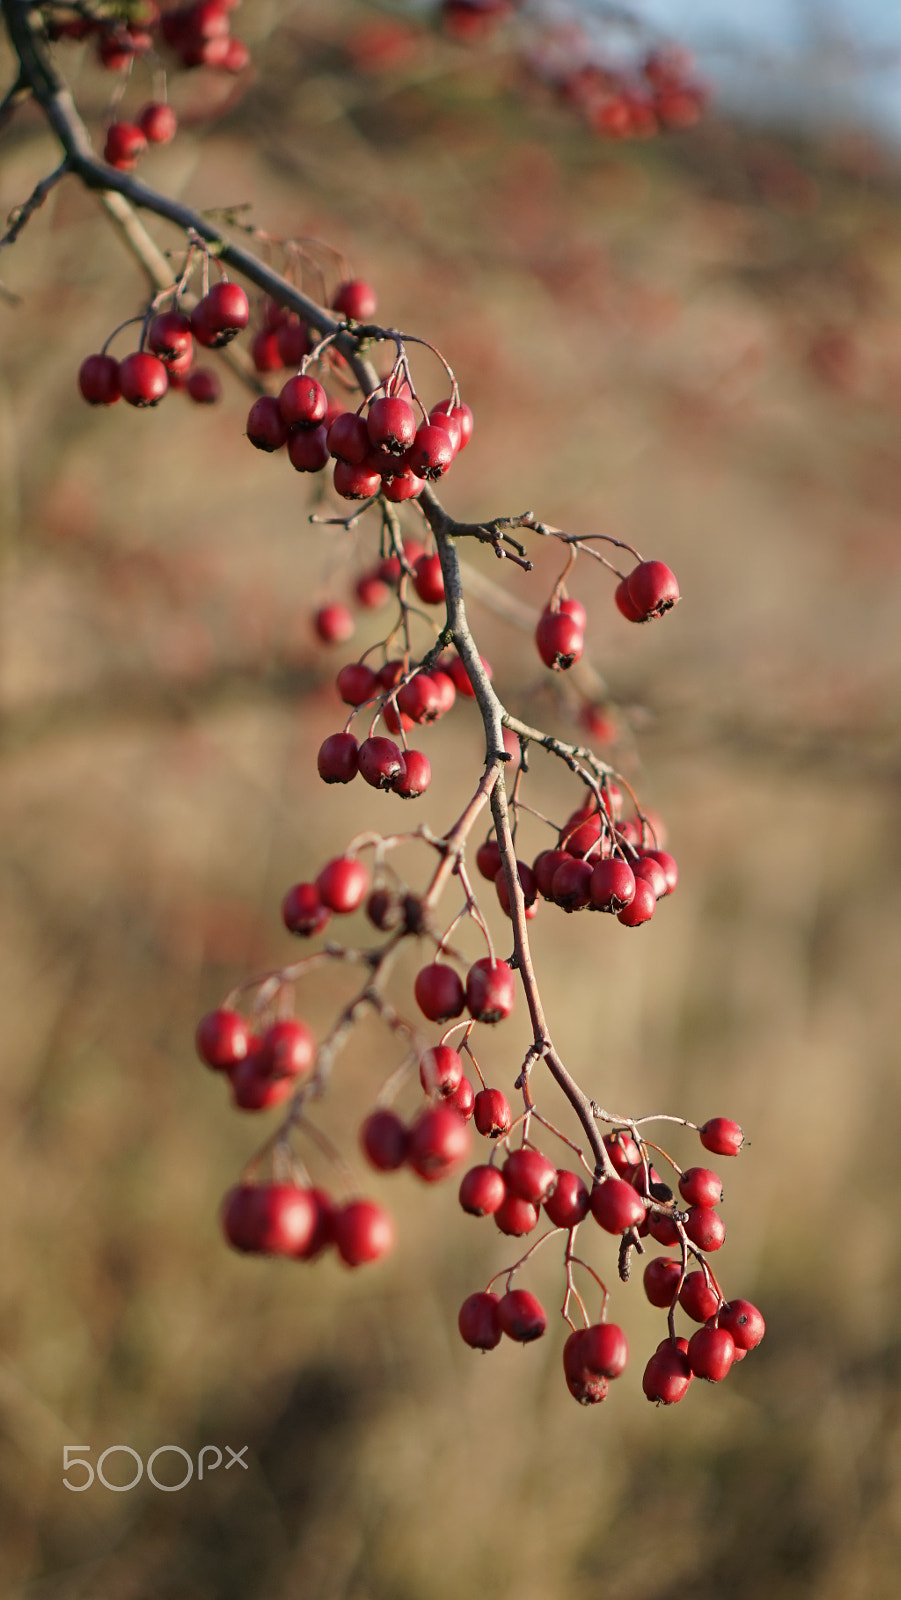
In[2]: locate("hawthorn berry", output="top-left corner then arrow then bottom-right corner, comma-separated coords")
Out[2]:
148,310 -> 193,364
276,318 -> 310,366
367,396 -> 416,454
79,353 -> 120,405
187,369 -> 222,405
222,1183 -> 318,1256
317,732 -> 359,784
688,1325 -> 735,1381
642,1339 -> 693,1405
431,397 -> 473,448
414,963 -> 465,1022
497,1289 -> 547,1343
458,1291 -> 502,1350
643,1255 -> 682,1308
627,560 -> 680,620
104,121 -> 147,170
258,1018 -> 315,1080
334,459 -> 382,500
406,422 -> 455,480
420,1045 -> 464,1098
314,604 -> 355,645
337,662 -> 379,705
535,610 -> 584,671
641,847 -> 679,894
589,858 -> 636,912
196,1007 -> 251,1070
503,1148 -> 558,1206
332,279 -> 377,321
465,957 -> 515,1023
679,1167 -> 724,1207
228,1056 -> 295,1112
544,1169 -> 590,1228
287,427 -> 330,472
493,1193 -> 539,1236
699,1117 -> 745,1158
138,102 -> 178,143
316,855 -> 369,914
563,1329 -> 610,1405
247,396 -> 288,452
476,839 -> 503,881
719,1299 -> 766,1350
459,1164 -> 506,1216
551,857 -> 593,911
406,1104 -> 470,1182
448,1076 -> 476,1120
281,881 -> 330,937
616,876 -> 656,926
590,1177 -> 646,1234
633,854 -> 668,900
358,736 -> 406,790
473,1087 -> 512,1139
118,351 -> 168,407
278,375 -> 327,428
679,1270 -> 721,1323
192,281 -> 250,347
603,1132 -> 642,1178
683,1206 -> 726,1252
412,552 -> 445,605
327,411 -> 370,463
361,1109 -> 408,1171
333,1199 -> 395,1266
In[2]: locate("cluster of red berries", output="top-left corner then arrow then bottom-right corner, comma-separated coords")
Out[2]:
77,279 -> 250,409
535,560 -> 679,673
247,278 -> 376,376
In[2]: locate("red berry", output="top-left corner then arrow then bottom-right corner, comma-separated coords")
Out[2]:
227,1054 -> 294,1112
679,1167 -> 724,1208
138,101 -> 177,143
448,1076 -> 475,1120
643,1255 -> 682,1308
104,121 -> 146,170
278,374 -> 327,429
641,847 -> 678,894
406,422 -> 455,480
648,1211 -> 681,1247
316,855 -> 369,913
358,735 -> 405,790
589,858 -> 636,912
333,1199 -> 395,1266
633,855 -> 668,901
337,662 -> 378,705
590,1177 -> 646,1233
186,368 -> 221,405
414,963 -> 465,1022
494,1193 -> 538,1236
332,279 -> 377,321
118,351 -> 168,407
222,1183 -> 318,1256
497,1289 -> 546,1343
258,1018 -> 315,1080
579,1321 -> 628,1378
196,1007 -> 251,1069
419,1045 -> 464,1098
688,1325 -> 735,1381
683,1206 -> 726,1252
396,673 -> 442,723
679,1270 -> 721,1323
247,395 -> 288,452
616,876 -> 656,926
627,560 -> 680,620
361,1108 -> 408,1171
465,957 -> 515,1024
642,1341 -> 693,1404
503,1148 -> 558,1206
294,1188 -> 336,1261
412,553 -> 445,605
406,1104 -> 471,1182
426,408 -> 461,453
476,839 -> 503,881
197,281 -> 250,346
431,398 -> 473,448
458,1290 -> 502,1349
392,749 -> 430,798
473,1087 -> 512,1139
603,1132 -> 642,1178
281,881 -> 330,937
459,1164 -> 506,1216
543,1169 -> 590,1229
533,849 -> 571,900
551,857 -> 593,911
250,328 -> 283,372
614,577 -> 644,622
287,426 -> 330,473
563,1329 -> 610,1406
333,459 -> 382,500
494,860 -> 538,917
327,410 -> 370,463
317,732 -> 359,784
719,1299 -> 765,1350
78,353 -> 120,405
535,610 -> 583,671
314,603 -> 355,645
148,311 -> 192,364
367,395 -> 416,454
699,1117 -> 745,1157
276,318 -> 310,366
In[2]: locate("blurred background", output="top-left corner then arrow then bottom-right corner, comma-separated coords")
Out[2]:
2,2 -> 901,1596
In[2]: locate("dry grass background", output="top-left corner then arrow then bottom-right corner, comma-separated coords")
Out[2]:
1,4 -> 901,1596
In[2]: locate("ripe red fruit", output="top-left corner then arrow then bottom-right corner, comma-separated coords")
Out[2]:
294,1188 -> 336,1261
458,1291 -> 502,1350
331,279 -> 377,321
476,839 -> 503,881
287,426 -> 329,472
473,1087 -> 512,1139
316,855 -> 369,913
465,958 -> 515,1024
195,281 -> 250,346
648,1211 -> 681,1247
276,318 -> 310,366
580,1322 -> 628,1378
396,673 -> 441,723
406,422 -> 455,480
616,876 -> 657,926
589,858 -> 636,912
494,1193 -> 539,1236
104,121 -> 147,170
641,847 -> 678,894
414,963 -> 465,1022
333,1199 -> 395,1266
679,1167 -> 724,1208
699,1117 -> 745,1157
246,395 -> 288,452
551,857 -> 593,911
431,398 -> 473,448
412,552 -> 445,605
148,311 -> 192,365
138,101 -> 178,143
278,374 -> 327,429
497,1289 -> 547,1343
642,1340 -> 693,1404
333,459 -> 382,500
281,881 -> 330,937
361,1108 -> 408,1171
358,735 -> 405,790
533,849 -> 571,900
118,351 -> 168,407
419,1045 -> 464,1098
643,1255 -> 682,1308
337,662 -> 378,706
317,732 -> 359,785
258,1018 -> 315,1080
250,328 -> 283,372
426,408 -> 461,453
186,369 -> 221,405
196,1007 -> 251,1069
355,570 -> 390,610
448,1076 -> 475,1120
493,861 -> 538,918
228,1055 -> 294,1112
633,854 -> 668,900
563,1329 -> 610,1405
367,395 -> 416,454
683,1206 -> 726,1252
590,1177 -> 647,1234
627,560 -> 680,620
535,610 -> 583,671
719,1299 -> 766,1350
679,1270 -> 721,1323
222,1183 -> 318,1256
543,1169 -> 590,1229
688,1325 -> 735,1381
603,1132 -> 642,1178
614,577 -> 644,622
406,1104 -> 470,1182
78,353 -> 120,405
327,411 -> 370,463
459,1164 -> 506,1216
503,1148 -> 558,1206
314,603 -> 355,644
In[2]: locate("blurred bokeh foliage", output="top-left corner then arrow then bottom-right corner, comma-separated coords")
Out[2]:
1,3 -> 901,1596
